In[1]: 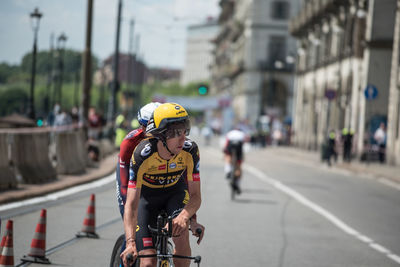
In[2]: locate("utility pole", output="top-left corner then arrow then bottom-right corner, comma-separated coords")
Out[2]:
81,0 -> 93,132
46,33 -> 54,114
135,34 -> 143,110
108,0 -> 123,124
127,18 -> 135,91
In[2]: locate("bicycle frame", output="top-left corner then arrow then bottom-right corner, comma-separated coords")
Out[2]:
229,145 -> 241,200
130,212 -> 201,267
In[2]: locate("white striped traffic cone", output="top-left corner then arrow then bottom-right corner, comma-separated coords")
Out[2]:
21,209 -> 51,264
76,194 -> 99,238
0,220 -> 14,267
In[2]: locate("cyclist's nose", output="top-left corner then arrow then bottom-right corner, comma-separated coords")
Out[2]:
178,132 -> 185,141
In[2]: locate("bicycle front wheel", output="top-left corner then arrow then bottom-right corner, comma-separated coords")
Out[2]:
110,234 -> 139,267
157,241 -> 174,267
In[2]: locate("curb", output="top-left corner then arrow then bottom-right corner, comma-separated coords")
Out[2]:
0,152 -> 118,205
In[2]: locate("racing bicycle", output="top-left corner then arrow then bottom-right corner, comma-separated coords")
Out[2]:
228,143 -> 241,200
110,212 -> 202,267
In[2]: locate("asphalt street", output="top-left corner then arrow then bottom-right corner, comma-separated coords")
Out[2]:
0,136 -> 399,266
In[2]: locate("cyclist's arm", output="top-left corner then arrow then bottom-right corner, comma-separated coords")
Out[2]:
121,187 -> 141,265
173,180 -> 201,236
124,187 -> 140,239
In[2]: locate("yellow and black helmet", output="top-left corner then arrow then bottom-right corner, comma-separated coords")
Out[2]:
146,103 -> 190,136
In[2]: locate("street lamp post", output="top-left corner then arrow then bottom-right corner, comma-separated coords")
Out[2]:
108,0 -> 123,124
28,7 -> 42,120
56,33 -> 67,106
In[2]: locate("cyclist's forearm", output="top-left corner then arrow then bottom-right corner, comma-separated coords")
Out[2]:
123,207 -> 138,240
180,192 -> 201,221
123,188 -> 140,241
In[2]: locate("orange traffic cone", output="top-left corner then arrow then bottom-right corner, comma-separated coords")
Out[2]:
0,220 -> 14,267
0,219 -> 4,256
0,220 -> 11,256
76,194 -> 99,238
21,209 -> 51,264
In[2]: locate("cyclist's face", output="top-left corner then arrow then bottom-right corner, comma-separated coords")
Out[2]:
165,127 -> 186,154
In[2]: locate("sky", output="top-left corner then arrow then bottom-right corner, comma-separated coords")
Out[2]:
0,0 -> 220,69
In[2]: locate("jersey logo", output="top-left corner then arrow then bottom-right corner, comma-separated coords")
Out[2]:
128,181 -> 137,188
183,140 -> 192,148
169,162 -> 176,169
142,237 -> 153,247
193,173 -> 200,181
125,129 -> 139,140
158,164 -> 166,170
141,143 -> 152,157
183,190 -> 190,204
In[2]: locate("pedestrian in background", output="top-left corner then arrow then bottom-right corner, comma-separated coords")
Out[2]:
327,129 -> 337,166
88,107 -> 103,140
341,128 -> 354,163
374,122 -> 386,163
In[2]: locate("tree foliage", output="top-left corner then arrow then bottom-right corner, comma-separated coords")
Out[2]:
20,49 -> 99,82
141,81 -> 209,104
0,86 -> 29,116
0,63 -> 21,84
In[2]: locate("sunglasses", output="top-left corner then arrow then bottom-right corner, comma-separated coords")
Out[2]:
165,128 -> 190,139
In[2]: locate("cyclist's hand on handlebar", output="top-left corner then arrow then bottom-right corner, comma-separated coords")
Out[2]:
190,220 -> 205,244
172,215 -> 189,236
120,241 -> 138,267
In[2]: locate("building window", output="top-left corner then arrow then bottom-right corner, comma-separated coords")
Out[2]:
268,35 -> 286,66
271,1 -> 289,20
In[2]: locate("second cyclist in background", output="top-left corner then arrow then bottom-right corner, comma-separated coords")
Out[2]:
223,127 -> 246,194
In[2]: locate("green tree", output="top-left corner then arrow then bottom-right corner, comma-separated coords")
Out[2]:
0,63 -> 21,84
20,49 -> 99,82
0,86 -> 29,116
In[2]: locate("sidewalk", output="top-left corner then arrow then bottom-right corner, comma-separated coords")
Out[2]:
256,146 -> 400,184
0,152 -> 118,205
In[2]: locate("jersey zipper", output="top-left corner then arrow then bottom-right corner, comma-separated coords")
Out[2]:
164,159 -> 169,189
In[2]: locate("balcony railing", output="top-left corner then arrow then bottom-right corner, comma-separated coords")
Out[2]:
289,0 -> 350,36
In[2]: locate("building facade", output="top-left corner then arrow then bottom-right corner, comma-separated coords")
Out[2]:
180,18 -> 219,86
211,0 -> 301,128
290,0 -> 400,165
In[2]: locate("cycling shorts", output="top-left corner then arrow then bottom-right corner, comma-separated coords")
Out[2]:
135,186 -> 189,251
224,141 -> 244,162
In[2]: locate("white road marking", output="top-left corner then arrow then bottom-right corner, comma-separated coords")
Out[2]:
244,164 -> 400,265
0,173 -> 115,212
378,177 -> 400,191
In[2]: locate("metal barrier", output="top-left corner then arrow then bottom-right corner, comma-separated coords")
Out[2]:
0,133 -> 17,189
55,130 -> 86,174
11,132 -> 57,184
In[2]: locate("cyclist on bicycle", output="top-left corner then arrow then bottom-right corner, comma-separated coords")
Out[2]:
121,103 -> 202,267
223,127 -> 246,193
116,103 -> 204,246
116,102 -> 160,217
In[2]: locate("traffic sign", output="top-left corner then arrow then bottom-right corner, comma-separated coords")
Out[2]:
325,89 -> 336,100
364,84 -> 378,100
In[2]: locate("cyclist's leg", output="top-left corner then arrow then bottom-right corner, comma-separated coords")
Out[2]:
166,189 -> 191,267
172,230 -> 190,267
135,196 -> 159,267
115,163 -> 125,219
224,153 -> 232,179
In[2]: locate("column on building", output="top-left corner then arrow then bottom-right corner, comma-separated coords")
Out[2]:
357,0 -> 396,156
387,0 -> 400,165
